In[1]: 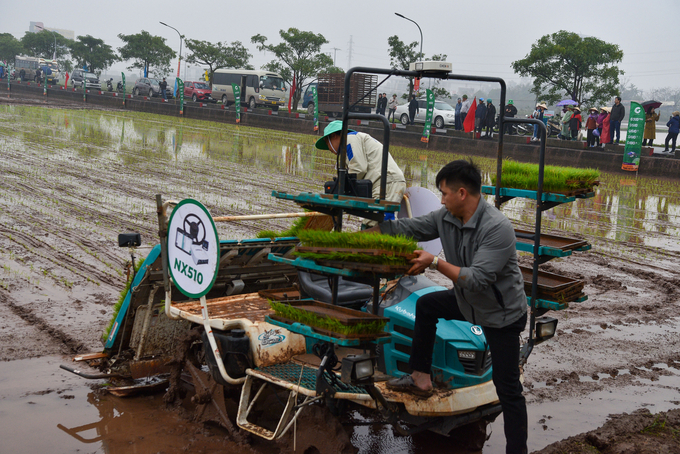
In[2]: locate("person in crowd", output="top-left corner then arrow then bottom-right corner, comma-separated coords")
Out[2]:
454,98 -> 463,130
560,106 -> 573,140
484,99 -> 496,138
35,67 -> 42,85
504,100 -> 517,135
159,77 -> 168,100
460,94 -> 471,125
475,98 -> 487,136
315,120 -> 405,227
408,95 -> 419,125
381,93 -> 388,116
596,107 -> 607,145
367,160 -> 528,454
569,107 -> 582,141
531,103 -> 546,142
586,108 -> 599,147
600,107 -> 611,147
610,97 -> 625,144
643,107 -> 660,146
664,111 -> 680,154
388,94 -> 398,122
376,93 -> 383,115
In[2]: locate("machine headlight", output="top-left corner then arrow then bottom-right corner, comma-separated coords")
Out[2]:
535,316 -> 558,344
457,350 -> 477,360
341,354 -> 375,385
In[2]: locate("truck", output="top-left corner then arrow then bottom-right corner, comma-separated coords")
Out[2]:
302,72 -> 378,117
60,66 -> 591,453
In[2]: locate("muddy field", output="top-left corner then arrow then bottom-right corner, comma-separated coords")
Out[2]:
1,102 -> 680,453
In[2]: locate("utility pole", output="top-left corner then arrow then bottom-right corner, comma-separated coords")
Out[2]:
347,36 -> 353,69
330,47 -> 341,67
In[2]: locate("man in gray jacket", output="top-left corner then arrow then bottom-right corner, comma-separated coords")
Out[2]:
368,160 -> 528,454
610,96 -> 625,144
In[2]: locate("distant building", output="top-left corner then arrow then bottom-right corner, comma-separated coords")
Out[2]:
29,22 -> 75,40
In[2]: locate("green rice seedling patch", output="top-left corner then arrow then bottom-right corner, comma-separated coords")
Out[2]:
102,257 -> 144,340
491,161 -> 600,193
269,300 -> 386,335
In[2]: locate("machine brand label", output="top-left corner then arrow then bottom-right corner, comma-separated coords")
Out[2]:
395,306 -> 415,320
470,325 -> 483,336
259,329 -> 285,347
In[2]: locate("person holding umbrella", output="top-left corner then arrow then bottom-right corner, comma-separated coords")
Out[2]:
560,106 -> 573,140
643,107 -> 660,146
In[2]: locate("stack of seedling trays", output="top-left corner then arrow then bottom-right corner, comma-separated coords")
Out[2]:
520,266 -> 586,307
258,287 -> 301,302
267,300 -> 390,344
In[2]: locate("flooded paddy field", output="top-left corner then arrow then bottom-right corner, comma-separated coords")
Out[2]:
1,104 -> 680,453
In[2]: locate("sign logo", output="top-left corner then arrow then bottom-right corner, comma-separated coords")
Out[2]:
470,325 -> 483,336
259,329 -> 285,347
167,199 -> 219,298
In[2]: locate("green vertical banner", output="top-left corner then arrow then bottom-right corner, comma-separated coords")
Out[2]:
177,78 -> 184,115
421,89 -> 435,143
622,101 -> 645,171
231,83 -> 241,124
121,72 -> 126,106
312,85 -> 319,131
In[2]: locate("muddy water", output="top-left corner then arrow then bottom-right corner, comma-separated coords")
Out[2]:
1,105 -> 680,453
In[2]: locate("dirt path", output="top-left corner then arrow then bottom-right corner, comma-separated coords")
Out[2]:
1,104 -> 679,453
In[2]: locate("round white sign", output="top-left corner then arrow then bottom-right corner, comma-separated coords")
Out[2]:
167,199 -> 220,298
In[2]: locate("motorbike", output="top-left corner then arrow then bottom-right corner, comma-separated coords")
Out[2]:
116,81 -> 124,93
106,78 -> 114,92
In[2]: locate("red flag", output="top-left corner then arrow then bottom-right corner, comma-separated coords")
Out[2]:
288,76 -> 296,114
413,77 -> 420,93
463,97 -> 477,133
64,72 -> 69,88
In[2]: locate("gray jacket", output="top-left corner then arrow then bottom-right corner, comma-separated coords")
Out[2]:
380,198 -> 526,328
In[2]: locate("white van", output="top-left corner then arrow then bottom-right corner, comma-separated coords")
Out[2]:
211,69 -> 286,110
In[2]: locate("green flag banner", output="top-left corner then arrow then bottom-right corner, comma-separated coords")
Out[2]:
312,85 -> 319,131
177,78 -> 184,115
421,89 -> 435,143
231,83 -> 241,123
622,102 -> 645,171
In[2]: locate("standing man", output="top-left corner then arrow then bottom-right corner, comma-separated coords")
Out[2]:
315,120 -> 406,226
610,96 -> 625,144
381,93 -> 388,116
454,98 -> 463,130
531,103 -> 546,142
475,98 -> 487,136
504,100 -> 517,135
485,99 -> 496,138
387,94 -> 398,123
376,93 -> 383,115
160,77 -> 168,100
460,94 -> 471,125
368,160 -> 528,454
408,95 -> 419,125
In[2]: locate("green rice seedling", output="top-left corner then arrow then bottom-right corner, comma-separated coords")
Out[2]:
491,161 -> 600,193
294,230 -> 418,265
256,214 -> 322,239
269,301 -> 386,335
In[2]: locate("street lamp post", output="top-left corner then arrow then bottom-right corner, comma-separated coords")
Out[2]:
35,25 -> 58,60
394,13 -> 423,59
159,22 -> 184,80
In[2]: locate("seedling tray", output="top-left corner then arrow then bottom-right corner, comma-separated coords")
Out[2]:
521,266 -> 585,302
515,230 -> 588,251
316,259 -> 411,274
296,246 -> 416,259
258,287 -> 301,301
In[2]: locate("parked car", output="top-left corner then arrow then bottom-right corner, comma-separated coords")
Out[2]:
394,99 -> 456,128
133,78 -> 173,98
71,70 -> 101,90
184,81 -> 214,103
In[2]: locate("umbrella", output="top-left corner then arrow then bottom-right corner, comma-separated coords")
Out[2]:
641,100 -> 662,113
40,65 -> 52,76
556,99 -> 579,106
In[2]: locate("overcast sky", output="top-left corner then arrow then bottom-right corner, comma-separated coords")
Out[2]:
2,0 -> 679,92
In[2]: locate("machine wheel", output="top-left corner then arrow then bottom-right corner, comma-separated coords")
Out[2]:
434,116 -> 444,129
248,97 -> 256,110
222,95 -> 228,105
400,113 -> 409,125
192,94 -> 197,102
148,89 -> 154,98
133,88 -> 139,96
517,124 -> 532,135
307,103 -> 314,115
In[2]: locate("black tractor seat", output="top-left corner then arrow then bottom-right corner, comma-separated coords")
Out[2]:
297,271 -> 373,309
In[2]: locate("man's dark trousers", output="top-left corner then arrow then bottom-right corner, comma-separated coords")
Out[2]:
410,289 -> 528,454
